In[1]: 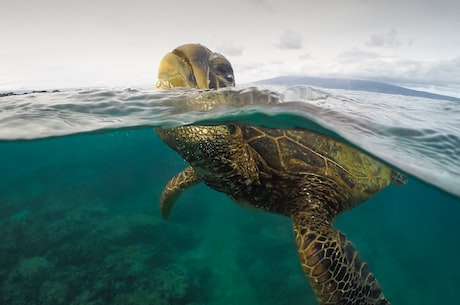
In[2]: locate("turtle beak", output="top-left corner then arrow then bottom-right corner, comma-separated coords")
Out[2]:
156,43 -> 235,90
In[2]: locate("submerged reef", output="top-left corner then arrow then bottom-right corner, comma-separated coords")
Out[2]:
0,203 -> 208,305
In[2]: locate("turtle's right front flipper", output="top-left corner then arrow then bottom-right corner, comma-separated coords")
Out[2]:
292,208 -> 390,305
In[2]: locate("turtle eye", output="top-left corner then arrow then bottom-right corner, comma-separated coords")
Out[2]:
215,64 -> 232,76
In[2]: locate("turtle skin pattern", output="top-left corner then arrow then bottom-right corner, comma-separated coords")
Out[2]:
239,126 -> 392,213
294,209 -> 388,305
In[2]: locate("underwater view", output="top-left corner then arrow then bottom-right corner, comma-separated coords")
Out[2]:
1,83 -> 460,305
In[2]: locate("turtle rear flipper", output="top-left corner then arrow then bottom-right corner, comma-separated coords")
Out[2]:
292,208 -> 390,305
160,166 -> 201,219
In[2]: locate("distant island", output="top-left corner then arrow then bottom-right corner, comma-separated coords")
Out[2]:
256,76 -> 460,102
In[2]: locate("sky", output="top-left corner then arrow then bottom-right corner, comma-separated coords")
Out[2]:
1,0 -> 460,96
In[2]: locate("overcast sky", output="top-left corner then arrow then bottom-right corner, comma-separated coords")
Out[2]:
1,0 -> 459,96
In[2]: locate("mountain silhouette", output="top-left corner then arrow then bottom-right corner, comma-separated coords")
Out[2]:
256,76 -> 460,102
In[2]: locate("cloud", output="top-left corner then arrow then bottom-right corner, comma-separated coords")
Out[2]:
217,41 -> 244,56
334,49 -> 460,87
251,0 -> 274,12
423,56 -> 460,85
276,29 -> 303,50
234,61 -> 276,83
336,49 -> 381,60
366,28 -> 404,48
299,52 -> 312,60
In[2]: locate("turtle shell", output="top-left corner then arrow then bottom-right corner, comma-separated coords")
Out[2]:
240,125 -> 392,204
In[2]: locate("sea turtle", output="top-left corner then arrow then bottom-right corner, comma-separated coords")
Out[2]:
155,43 -> 406,305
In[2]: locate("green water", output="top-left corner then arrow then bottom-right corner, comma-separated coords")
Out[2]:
1,129 -> 459,305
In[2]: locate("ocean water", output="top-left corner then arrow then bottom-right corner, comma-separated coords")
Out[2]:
0,85 -> 459,305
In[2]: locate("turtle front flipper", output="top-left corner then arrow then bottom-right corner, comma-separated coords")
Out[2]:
293,208 -> 389,305
160,166 -> 201,219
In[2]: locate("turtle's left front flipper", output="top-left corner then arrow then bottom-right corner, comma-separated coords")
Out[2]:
160,166 -> 201,219
292,208 -> 390,305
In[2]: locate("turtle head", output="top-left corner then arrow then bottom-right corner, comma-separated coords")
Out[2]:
156,43 -> 235,90
155,44 -> 242,181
